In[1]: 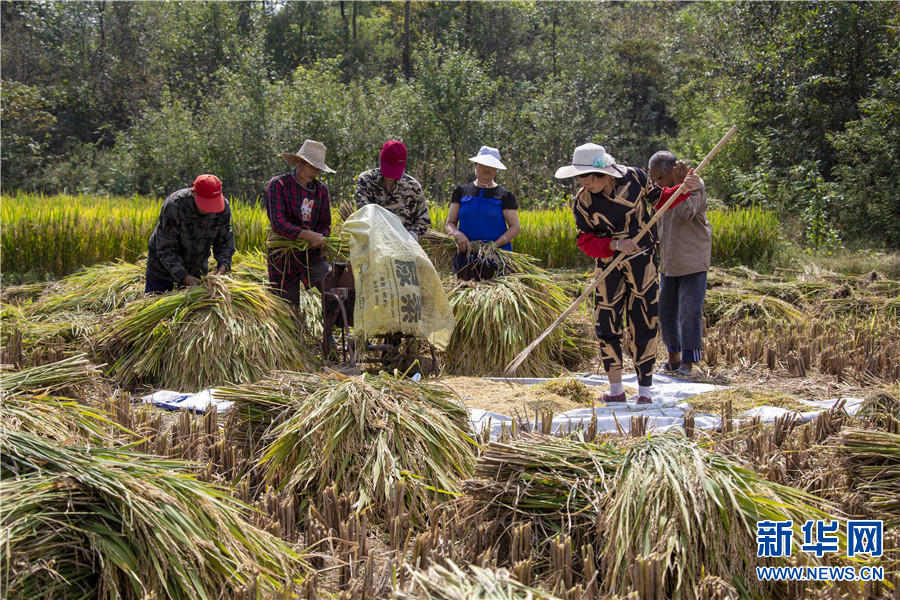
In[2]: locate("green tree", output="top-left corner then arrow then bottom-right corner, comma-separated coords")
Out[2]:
0,82 -> 57,190
414,44 -> 498,192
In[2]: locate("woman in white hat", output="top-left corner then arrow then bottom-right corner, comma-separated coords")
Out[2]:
265,139 -> 336,304
444,146 -> 521,281
556,143 -> 699,405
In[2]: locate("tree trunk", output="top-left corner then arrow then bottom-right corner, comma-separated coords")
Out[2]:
402,1 -> 411,79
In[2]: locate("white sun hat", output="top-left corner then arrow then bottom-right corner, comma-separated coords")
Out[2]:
555,143 -> 626,179
468,146 -> 507,170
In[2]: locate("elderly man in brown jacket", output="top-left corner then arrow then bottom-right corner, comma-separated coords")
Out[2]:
648,151 -> 712,377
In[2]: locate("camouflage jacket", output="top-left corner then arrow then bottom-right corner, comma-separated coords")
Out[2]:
355,168 -> 430,240
146,188 -> 235,283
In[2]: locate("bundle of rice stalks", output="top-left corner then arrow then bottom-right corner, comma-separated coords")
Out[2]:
446,272 -> 593,376
214,371 -> 324,476
1,431 -> 306,600
95,276 -> 315,392
1,393 -> 123,444
464,433 -> 836,598
267,231 -> 351,263
27,260 -> 145,314
255,371 -> 477,522
841,429 -> 900,528
704,288 -> 805,326
1,354 -> 104,398
856,388 -> 900,431
398,562 -> 563,600
0,281 -> 52,304
230,250 -> 270,284
602,435 -> 833,598
464,435 -> 619,533
420,230 -> 544,276
2,301 -> 103,366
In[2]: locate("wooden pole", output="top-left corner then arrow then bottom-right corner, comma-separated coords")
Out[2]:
503,125 -> 738,377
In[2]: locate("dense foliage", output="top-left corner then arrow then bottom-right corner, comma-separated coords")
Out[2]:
2,1 -> 898,247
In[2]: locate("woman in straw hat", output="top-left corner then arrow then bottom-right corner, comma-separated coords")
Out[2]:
265,139 -> 335,304
445,146 -> 521,281
556,143 -> 698,405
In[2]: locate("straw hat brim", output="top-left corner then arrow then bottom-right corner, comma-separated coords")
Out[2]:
469,155 -> 507,170
281,152 -> 336,174
554,163 -> 626,179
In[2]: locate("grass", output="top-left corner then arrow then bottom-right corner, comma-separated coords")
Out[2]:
0,192 -> 269,277
708,206 -> 780,270
3,193 -> 788,276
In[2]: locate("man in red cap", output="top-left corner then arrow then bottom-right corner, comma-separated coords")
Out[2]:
145,174 -> 235,294
355,140 -> 430,241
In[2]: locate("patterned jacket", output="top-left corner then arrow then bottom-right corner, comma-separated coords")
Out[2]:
355,168 -> 430,240
572,166 -> 663,258
265,171 -> 331,291
146,188 -> 235,283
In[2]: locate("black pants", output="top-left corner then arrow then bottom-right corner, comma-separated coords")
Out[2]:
592,251 -> 659,387
145,266 -> 178,295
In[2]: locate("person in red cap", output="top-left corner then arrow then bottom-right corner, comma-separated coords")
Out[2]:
355,140 -> 430,241
145,174 -> 235,294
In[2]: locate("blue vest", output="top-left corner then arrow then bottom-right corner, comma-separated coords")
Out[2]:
458,189 -> 511,250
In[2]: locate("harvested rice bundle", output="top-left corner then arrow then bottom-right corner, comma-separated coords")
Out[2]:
398,562 -> 563,600
1,394 -> 123,444
27,260 -> 145,314
230,249 -> 270,284
464,433 -> 836,598
0,281 -> 52,305
842,428 -> 900,528
601,435 -> 834,598
231,251 -> 324,340
267,231 -> 351,263
856,388 -> 900,430
215,371 -> 324,476
95,276 -> 315,392
420,229 -> 544,276
1,305 -> 99,368
446,273 -> 593,376
1,354 -> 104,398
256,371 -> 477,521
1,431 -> 307,600
704,287 -> 805,326
464,435 -> 619,535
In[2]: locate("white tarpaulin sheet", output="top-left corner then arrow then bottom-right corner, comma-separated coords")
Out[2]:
141,389 -> 232,414
465,373 -> 863,440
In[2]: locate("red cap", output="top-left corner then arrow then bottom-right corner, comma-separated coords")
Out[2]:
379,140 -> 407,179
191,174 -> 225,213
